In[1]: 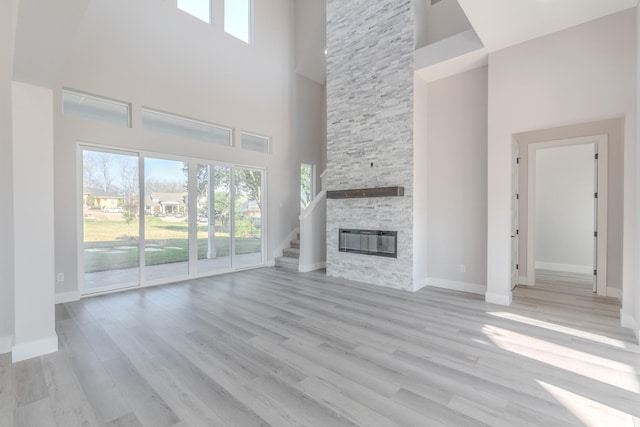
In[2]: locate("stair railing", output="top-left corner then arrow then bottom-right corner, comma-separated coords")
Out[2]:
298,169 -> 327,272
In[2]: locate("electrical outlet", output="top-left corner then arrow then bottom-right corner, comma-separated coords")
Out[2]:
56,273 -> 64,282
460,264 -> 466,273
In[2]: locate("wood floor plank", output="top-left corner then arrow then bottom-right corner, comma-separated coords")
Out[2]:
2,267 -> 639,426
0,354 -> 15,427
101,324 -> 230,427
41,349 -> 100,427
102,356 -> 180,427
13,397 -> 57,427
13,358 -> 48,407
68,352 -> 132,424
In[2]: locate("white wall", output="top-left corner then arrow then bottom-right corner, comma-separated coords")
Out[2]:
634,3 -> 640,341
413,75 -> 429,289
53,0 -> 323,296
0,0 -> 15,353
487,9 -> 636,306
299,192 -> 326,272
425,66 -> 488,294
11,82 -> 57,362
415,0 -> 472,49
294,0 -> 326,84
535,144 -> 594,273
294,74 -> 325,198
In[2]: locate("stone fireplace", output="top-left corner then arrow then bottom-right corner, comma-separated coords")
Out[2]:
326,0 -> 418,291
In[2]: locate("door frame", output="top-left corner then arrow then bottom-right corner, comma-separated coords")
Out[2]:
526,134 -> 608,295
511,140 -> 520,290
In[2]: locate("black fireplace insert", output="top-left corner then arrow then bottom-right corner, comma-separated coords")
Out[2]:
338,229 -> 397,258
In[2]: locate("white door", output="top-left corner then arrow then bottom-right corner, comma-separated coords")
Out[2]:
511,140 -> 520,289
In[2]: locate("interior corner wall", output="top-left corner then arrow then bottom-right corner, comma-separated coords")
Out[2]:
413,75 -> 428,289
294,74 -> 325,196
487,9 -> 636,305
0,0 -> 15,353
54,0 -> 309,297
514,118 -> 625,291
414,0 -> 472,49
634,3 -> 640,341
326,0 -> 414,291
426,66 -> 488,293
12,81 -> 57,362
321,83 -> 327,178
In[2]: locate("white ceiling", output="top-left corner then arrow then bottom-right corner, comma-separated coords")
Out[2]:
457,0 -> 638,52
417,0 -> 638,82
10,0 -> 639,87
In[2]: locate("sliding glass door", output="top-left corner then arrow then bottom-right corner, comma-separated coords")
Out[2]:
233,167 -> 264,267
197,164 -> 232,273
82,149 -> 140,292
144,157 -> 189,281
81,146 -> 265,294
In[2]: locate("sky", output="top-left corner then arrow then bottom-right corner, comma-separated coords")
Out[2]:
177,0 -> 250,43
145,157 -> 186,185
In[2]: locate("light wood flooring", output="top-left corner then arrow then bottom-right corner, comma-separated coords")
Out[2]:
1,268 -> 639,426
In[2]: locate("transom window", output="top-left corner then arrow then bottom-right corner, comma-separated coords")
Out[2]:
224,0 -> 251,44
177,0 -> 211,23
62,89 -> 131,128
241,131 -> 269,153
141,108 -> 232,146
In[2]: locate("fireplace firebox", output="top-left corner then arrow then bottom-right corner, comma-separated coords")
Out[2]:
338,229 -> 397,258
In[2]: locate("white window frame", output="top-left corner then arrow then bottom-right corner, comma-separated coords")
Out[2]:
62,88 -> 131,128
141,107 -> 233,147
240,131 -> 270,153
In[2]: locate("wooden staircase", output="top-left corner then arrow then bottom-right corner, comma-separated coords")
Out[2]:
275,233 -> 300,271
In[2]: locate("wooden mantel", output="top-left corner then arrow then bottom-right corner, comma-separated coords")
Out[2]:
326,186 -> 405,199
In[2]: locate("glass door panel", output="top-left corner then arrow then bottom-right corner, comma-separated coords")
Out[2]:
82,149 -> 140,293
196,164 -> 232,273
143,157 -> 189,281
233,168 -> 264,267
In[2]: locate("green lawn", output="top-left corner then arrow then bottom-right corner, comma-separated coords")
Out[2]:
84,217 -> 261,273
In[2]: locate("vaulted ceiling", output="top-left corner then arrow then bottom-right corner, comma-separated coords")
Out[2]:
10,0 -> 639,87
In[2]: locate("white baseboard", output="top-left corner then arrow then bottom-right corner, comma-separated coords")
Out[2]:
55,290 -> 80,304
535,262 -> 592,274
413,278 -> 428,292
518,275 -> 530,286
12,334 -> 58,363
425,278 -> 486,296
485,291 -> 513,306
266,259 -> 276,267
606,287 -> 622,300
0,335 -> 12,355
299,261 -> 326,273
620,309 -> 635,329
619,310 -> 639,343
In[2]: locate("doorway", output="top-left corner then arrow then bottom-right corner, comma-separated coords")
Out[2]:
525,135 -> 608,295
